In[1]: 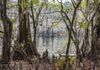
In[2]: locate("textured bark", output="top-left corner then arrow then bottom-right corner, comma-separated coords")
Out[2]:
96,5 -> 100,39
12,0 -> 33,60
0,0 -> 13,64
17,0 -> 31,47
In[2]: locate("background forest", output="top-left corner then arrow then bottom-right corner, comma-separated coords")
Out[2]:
0,0 -> 100,70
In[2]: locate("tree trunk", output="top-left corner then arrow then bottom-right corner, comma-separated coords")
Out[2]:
0,0 -> 13,64
95,5 -> 100,39
32,27 -> 40,57
13,0 -> 33,60
30,1 -> 40,57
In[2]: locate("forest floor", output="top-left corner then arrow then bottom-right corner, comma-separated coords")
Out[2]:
0,58 -> 100,70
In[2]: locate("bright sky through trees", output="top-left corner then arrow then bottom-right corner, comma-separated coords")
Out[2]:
48,0 -> 71,3
12,0 -> 71,3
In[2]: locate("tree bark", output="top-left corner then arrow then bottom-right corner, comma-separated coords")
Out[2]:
0,0 -> 13,64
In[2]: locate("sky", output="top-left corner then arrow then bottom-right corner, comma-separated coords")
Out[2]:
48,0 -> 71,2
12,0 -> 71,3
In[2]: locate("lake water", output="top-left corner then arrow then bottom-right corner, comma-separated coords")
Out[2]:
0,37 -> 76,57
37,37 -> 76,57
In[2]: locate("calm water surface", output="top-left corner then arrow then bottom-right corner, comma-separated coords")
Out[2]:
37,37 -> 76,57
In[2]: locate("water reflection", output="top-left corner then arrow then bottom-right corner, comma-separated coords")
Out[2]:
37,37 -> 67,57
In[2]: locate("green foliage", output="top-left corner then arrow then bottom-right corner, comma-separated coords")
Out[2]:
80,21 -> 88,29
13,24 -> 17,31
53,22 -> 61,29
11,18 -> 16,23
67,56 -> 76,64
0,27 -> 3,38
7,3 -> 17,9
63,3 -> 73,12
21,0 -> 30,10
56,57 -> 65,68
81,0 -> 87,9
32,0 -> 39,4
47,2 -> 72,12
0,33 -> 3,38
55,56 -> 76,68
79,11 -> 83,17
47,3 -> 61,11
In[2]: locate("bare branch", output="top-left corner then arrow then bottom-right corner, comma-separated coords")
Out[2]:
36,3 -> 44,25
71,0 -> 76,8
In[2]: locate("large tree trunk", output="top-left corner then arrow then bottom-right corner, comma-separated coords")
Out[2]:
13,0 -> 33,60
95,5 -> 100,39
90,3 -> 100,61
17,0 -> 32,46
0,0 -> 13,64
17,0 -> 24,44
94,4 -> 100,55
